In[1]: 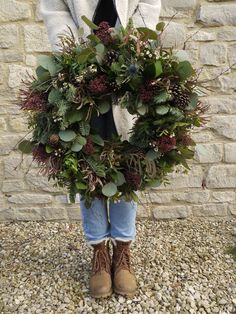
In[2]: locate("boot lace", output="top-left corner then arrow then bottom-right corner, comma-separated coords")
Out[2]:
92,244 -> 111,275
114,246 -> 133,274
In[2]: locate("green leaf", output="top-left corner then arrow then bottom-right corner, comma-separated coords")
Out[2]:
115,171 -> 126,186
154,91 -> 170,104
76,134 -> 87,145
98,101 -> 110,114
71,142 -> 83,152
87,34 -> 101,43
102,182 -> 117,197
176,61 -> 194,81
137,27 -> 158,40
75,181 -> 87,190
146,149 -> 158,160
95,43 -> 105,54
137,105 -> 147,115
79,121 -> 90,136
65,110 -> 83,124
81,15 -> 99,30
77,48 -> 95,64
45,145 -> 54,153
146,179 -> 161,188
185,93 -> 198,111
59,130 -> 77,142
169,107 -> 184,120
18,140 -> 34,154
155,105 -> 170,115
144,60 -> 162,78
90,134 -> 104,146
156,22 -> 165,32
37,55 -> 60,76
36,66 -> 50,82
48,89 -> 62,104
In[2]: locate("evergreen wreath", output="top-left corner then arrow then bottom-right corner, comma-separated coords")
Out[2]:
17,17 -> 208,208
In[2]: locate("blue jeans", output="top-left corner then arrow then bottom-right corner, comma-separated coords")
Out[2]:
80,107 -> 137,244
79,195 -> 138,245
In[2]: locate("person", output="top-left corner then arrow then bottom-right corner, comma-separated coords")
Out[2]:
40,0 -> 162,298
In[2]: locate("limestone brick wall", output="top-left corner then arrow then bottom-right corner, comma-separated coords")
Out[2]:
0,0 -> 236,221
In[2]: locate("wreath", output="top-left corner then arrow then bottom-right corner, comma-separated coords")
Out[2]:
17,17 -> 208,208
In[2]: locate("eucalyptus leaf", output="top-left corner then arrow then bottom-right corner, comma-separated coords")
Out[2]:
146,149 -> 158,160
36,66 -> 50,82
18,140 -> 34,154
76,135 -> 87,145
59,130 -> 77,142
176,61 -> 194,81
137,105 -> 147,115
185,93 -> 198,111
71,142 -> 83,152
155,105 -> 170,115
154,91 -> 170,104
98,101 -> 110,114
37,55 -> 60,76
95,43 -> 105,54
87,34 -> 101,43
115,171 -> 126,186
66,110 -> 83,123
102,182 -> 117,197
146,179 -> 161,188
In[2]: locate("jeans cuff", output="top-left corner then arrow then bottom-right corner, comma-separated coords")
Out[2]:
111,237 -> 135,247
87,237 -> 110,248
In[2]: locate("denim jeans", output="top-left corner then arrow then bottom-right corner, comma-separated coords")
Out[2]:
79,107 -> 138,245
79,195 -> 138,245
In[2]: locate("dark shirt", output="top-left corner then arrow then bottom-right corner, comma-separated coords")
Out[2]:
93,0 -> 118,27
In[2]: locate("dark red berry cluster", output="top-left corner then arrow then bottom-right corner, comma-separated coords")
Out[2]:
88,74 -> 109,95
157,135 -> 176,153
95,21 -> 115,45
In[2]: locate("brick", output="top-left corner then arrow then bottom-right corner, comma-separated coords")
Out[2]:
206,165 -> 236,188
197,4 -> 236,26
194,143 -> 223,163
200,43 -> 226,66
0,25 -> 18,48
224,143 -> 236,163
24,25 -> 51,52
153,205 -> 191,220
0,0 -> 31,22
192,204 -> 228,217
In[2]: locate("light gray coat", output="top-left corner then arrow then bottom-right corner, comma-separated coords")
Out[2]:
40,0 -> 162,141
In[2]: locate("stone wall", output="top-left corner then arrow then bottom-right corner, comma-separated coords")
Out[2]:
0,0 -> 236,221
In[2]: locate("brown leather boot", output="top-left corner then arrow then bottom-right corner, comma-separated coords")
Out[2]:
89,240 -> 112,298
112,240 -> 137,297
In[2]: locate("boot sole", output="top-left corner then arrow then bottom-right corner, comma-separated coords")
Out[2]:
90,288 -> 113,299
113,287 -> 137,298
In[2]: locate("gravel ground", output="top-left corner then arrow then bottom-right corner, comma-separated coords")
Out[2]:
0,217 -> 236,314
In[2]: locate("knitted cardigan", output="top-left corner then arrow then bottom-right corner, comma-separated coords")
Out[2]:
40,0 -> 162,141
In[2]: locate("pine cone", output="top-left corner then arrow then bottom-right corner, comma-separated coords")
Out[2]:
48,134 -> 60,146
104,50 -> 119,66
169,84 -> 190,109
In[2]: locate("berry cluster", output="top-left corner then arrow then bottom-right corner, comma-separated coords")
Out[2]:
19,92 -> 48,112
82,136 -> 95,155
124,169 -> 142,190
95,21 -> 115,46
157,135 -> 177,153
88,74 -> 110,95
139,80 -> 158,103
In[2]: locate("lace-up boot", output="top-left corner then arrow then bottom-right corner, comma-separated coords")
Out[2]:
89,240 -> 112,298
112,240 -> 137,297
